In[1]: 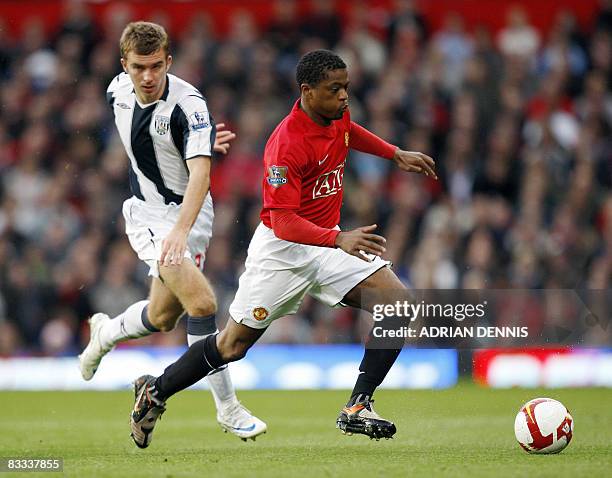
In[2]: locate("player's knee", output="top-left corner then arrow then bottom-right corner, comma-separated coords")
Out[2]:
223,344 -> 248,362
217,338 -> 250,362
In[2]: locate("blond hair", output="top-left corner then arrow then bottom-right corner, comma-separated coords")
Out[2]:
119,21 -> 170,59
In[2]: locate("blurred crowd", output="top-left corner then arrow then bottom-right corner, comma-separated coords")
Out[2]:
0,0 -> 610,355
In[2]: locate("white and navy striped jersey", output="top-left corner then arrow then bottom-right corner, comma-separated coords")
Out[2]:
106,72 -> 216,206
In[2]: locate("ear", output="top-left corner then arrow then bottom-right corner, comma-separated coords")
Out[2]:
166,55 -> 173,71
300,83 -> 314,100
120,58 -> 128,73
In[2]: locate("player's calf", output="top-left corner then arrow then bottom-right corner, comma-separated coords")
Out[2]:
184,297 -> 218,319
216,321 -> 263,363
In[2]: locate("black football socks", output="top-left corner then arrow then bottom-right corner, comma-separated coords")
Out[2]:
153,334 -> 224,400
348,348 -> 401,406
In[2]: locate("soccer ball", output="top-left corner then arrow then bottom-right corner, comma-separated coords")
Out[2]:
514,398 -> 573,454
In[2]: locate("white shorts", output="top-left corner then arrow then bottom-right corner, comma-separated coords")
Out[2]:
122,195 -> 214,277
229,223 -> 390,329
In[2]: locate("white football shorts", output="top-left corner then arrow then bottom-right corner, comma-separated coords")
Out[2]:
122,195 -> 214,277
229,222 -> 391,329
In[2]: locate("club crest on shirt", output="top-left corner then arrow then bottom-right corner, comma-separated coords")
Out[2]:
189,111 -> 210,131
252,307 -> 269,321
267,165 -> 288,188
154,115 -> 170,135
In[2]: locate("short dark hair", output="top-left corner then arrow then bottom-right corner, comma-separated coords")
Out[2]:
296,50 -> 347,87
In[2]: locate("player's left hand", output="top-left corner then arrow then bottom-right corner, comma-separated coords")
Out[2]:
160,227 -> 189,267
393,150 -> 437,179
213,123 -> 236,155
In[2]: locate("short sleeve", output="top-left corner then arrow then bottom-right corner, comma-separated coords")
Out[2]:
106,73 -> 125,108
263,144 -> 304,210
170,95 -> 216,160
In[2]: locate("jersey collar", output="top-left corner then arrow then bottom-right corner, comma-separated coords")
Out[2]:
131,75 -> 170,104
160,75 -> 170,101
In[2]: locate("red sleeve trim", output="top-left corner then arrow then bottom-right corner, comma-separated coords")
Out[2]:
349,121 -> 397,160
270,209 -> 340,248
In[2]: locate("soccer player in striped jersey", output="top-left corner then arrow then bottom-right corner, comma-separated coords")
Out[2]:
77,21 -> 266,447
130,49 -> 437,443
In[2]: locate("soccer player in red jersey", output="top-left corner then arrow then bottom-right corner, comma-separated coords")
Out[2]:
131,50 -> 436,442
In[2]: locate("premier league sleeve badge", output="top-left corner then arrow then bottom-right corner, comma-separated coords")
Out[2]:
267,165 -> 288,188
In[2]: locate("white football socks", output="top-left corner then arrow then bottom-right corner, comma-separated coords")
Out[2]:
99,300 -> 153,349
188,332 -> 238,411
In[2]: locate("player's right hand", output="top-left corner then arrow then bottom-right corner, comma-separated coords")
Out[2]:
335,225 -> 386,262
160,226 -> 189,267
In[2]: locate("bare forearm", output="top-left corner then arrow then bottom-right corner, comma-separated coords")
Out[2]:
175,164 -> 210,232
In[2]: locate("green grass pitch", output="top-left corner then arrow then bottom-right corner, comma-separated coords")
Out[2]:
1,383 -> 610,477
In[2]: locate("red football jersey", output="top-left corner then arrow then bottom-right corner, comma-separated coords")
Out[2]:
261,99 -> 351,229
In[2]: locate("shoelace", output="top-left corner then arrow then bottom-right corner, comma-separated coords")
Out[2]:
349,400 -> 380,418
145,384 -> 166,408
221,400 -> 252,418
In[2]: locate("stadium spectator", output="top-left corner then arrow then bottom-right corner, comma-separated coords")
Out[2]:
497,7 -> 541,61
0,1 -> 609,353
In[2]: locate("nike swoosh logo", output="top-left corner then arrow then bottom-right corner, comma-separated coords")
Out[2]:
343,404 -> 365,415
134,391 -> 145,413
228,423 -> 256,432
318,154 -> 329,165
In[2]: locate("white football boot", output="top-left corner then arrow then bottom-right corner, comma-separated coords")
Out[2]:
78,313 -> 114,380
217,401 -> 267,441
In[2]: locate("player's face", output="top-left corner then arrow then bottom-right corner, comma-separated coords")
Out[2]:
121,49 -> 172,103
309,69 -> 350,122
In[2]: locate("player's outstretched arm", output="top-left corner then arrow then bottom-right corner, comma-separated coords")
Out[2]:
392,149 -> 437,179
213,122 -> 236,155
349,122 -> 437,179
334,225 -> 387,262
